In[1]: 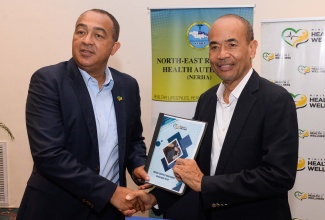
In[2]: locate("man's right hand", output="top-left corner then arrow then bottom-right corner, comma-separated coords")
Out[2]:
123,190 -> 157,216
110,186 -> 141,216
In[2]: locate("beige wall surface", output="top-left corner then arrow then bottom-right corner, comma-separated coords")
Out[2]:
0,0 -> 324,210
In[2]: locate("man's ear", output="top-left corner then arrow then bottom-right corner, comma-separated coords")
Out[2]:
111,42 -> 121,56
249,40 -> 258,59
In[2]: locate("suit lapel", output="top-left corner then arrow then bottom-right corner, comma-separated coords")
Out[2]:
67,59 -> 99,153
197,86 -> 219,175
215,71 -> 259,174
110,69 -> 126,168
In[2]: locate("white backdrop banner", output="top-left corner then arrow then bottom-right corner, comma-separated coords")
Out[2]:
261,18 -> 325,220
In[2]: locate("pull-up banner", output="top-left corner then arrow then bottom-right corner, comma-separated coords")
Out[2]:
149,6 -> 254,120
150,6 -> 253,102
261,17 -> 325,220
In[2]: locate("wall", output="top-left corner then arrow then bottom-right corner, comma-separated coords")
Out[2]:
0,0 -> 324,211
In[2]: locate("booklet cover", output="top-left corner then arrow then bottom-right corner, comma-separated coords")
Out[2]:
145,113 -> 207,195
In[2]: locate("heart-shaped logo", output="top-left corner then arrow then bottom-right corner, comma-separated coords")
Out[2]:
297,65 -> 311,75
117,96 -> 123,101
294,191 -> 308,201
282,28 -> 309,48
262,52 -> 275,61
290,93 -> 307,109
298,129 -> 309,139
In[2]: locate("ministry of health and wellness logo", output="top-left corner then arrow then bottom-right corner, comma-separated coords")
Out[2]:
262,51 -> 291,61
262,52 -> 275,61
290,93 -> 307,109
299,129 -> 309,139
186,21 -> 210,50
299,128 -> 325,139
282,28 -> 309,48
297,157 -> 325,172
294,190 -> 324,201
294,191 -> 308,201
298,65 -> 311,75
298,64 -> 325,74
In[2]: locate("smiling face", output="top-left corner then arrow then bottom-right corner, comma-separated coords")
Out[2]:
208,16 -> 258,89
72,11 -> 120,76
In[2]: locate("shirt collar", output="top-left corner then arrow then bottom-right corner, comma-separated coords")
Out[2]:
216,68 -> 253,102
231,68 -> 253,98
79,67 -> 114,90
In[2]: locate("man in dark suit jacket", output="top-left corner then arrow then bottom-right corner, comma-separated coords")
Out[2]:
126,14 -> 298,220
17,9 -> 148,220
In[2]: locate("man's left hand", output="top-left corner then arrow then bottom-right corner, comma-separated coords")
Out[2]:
173,158 -> 204,192
132,165 -> 152,190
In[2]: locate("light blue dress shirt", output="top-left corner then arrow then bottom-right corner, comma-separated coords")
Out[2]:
80,67 -> 119,185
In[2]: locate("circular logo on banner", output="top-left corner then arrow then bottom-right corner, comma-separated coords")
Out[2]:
186,21 -> 210,50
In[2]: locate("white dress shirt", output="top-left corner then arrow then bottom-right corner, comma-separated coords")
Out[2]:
210,68 -> 253,175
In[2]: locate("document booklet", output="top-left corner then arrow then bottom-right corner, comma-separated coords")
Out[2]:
145,113 -> 207,195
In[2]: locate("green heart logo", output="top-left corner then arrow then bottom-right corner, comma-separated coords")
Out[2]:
262,52 -> 274,61
298,129 -> 309,139
282,28 -> 309,48
294,191 -> 307,201
298,65 -> 307,74
297,65 -> 310,75
290,93 -> 307,109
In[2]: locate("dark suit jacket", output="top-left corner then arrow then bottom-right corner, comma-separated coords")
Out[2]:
152,70 -> 298,220
17,58 -> 147,220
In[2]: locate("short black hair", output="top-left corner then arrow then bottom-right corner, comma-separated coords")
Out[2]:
85,9 -> 120,42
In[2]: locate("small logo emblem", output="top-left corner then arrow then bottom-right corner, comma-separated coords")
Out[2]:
262,52 -> 275,61
294,191 -> 308,201
298,65 -> 311,75
290,93 -> 307,109
186,21 -> 210,50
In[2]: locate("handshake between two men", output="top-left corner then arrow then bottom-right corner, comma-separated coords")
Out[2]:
115,158 -> 204,217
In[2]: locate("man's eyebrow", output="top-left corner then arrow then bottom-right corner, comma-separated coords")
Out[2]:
75,23 -> 107,35
75,23 -> 87,29
209,41 -> 219,46
209,38 -> 239,46
93,27 -> 107,35
225,38 -> 238,43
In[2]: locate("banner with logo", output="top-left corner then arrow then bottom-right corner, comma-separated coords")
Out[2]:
261,18 -> 325,220
149,6 -> 254,123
